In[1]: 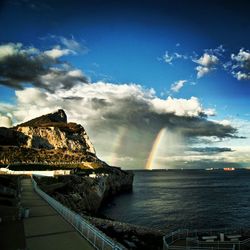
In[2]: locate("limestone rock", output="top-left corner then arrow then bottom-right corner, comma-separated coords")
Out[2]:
39,168 -> 134,214
0,109 -> 98,164
16,124 -> 96,154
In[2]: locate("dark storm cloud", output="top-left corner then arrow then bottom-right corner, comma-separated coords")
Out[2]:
85,92 -> 238,139
0,43 -> 89,92
0,52 -> 52,87
174,117 -> 237,138
90,98 -> 112,109
62,96 -> 83,100
190,147 -> 233,154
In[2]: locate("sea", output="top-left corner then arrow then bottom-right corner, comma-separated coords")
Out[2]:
101,169 -> 250,231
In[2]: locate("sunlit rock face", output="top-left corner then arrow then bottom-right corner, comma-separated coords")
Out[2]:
16,124 -> 96,154
0,109 -> 98,164
16,109 -> 96,154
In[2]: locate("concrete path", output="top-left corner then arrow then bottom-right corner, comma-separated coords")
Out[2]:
21,178 -> 94,250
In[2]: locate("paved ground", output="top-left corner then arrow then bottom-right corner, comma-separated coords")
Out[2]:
21,178 -> 94,250
0,220 -> 26,250
0,175 -> 25,250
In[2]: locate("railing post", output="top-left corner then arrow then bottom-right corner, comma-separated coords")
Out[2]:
93,233 -> 96,247
102,238 -> 104,250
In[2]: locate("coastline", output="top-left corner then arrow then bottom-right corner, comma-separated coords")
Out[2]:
35,168 -> 163,249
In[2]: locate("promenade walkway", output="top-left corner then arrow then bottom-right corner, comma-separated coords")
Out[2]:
20,177 -> 94,250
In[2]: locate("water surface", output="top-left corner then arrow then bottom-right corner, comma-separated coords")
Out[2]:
101,170 -> 250,230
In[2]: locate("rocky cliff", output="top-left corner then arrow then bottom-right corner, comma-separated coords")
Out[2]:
16,123 -> 95,153
0,110 -> 99,165
37,167 -> 134,214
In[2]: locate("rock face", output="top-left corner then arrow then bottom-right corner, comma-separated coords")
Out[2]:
0,109 -> 98,164
38,167 -> 134,214
0,127 -> 28,146
16,123 -> 95,154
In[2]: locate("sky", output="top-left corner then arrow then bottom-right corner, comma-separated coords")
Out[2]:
0,0 -> 250,169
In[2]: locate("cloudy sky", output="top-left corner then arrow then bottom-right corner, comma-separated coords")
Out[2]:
0,0 -> 250,169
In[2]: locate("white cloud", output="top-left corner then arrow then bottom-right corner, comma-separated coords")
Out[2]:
0,43 -> 21,59
0,115 -> 12,127
235,71 -> 250,80
162,47 -> 223,79
0,43 -> 38,60
195,53 -> 219,67
8,83 -> 228,131
213,119 -> 231,126
193,53 -> 219,78
195,66 -> 210,78
46,35 -> 88,54
205,45 -> 225,57
163,51 -> 174,64
59,36 -> 83,52
161,45 -> 248,81
163,51 -> 187,64
230,49 -> 250,80
0,43 -> 40,61
174,52 -> 187,59
16,88 -> 48,105
170,80 -> 187,93
67,69 -> 84,78
231,49 -> 250,63
43,36 -> 88,59
204,108 -> 216,116
151,96 -> 214,117
44,47 -> 74,58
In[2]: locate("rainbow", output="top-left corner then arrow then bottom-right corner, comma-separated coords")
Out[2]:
145,128 -> 166,170
108,126 -> 128,166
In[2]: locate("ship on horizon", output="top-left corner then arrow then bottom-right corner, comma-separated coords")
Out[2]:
223,167 -> 235,171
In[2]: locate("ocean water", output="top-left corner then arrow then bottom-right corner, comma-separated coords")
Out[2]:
101,169 -> 250,230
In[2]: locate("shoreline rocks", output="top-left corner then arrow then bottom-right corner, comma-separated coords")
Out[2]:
86,216 -> 164,250
37,167 -> 134,214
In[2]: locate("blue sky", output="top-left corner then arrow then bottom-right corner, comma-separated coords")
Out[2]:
0,0 -> 250,169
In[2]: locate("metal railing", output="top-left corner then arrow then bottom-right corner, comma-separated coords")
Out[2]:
31,176 -> 126,250
163,228 -> 247,250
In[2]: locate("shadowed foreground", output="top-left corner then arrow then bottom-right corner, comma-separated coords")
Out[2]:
21,177 -> 94,250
